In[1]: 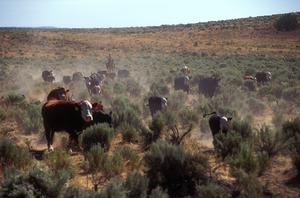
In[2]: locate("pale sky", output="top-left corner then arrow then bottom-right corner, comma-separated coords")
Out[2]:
0,0 -> 299,28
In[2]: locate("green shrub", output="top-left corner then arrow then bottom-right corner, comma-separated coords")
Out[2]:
254,126 -> 287,158
0,137 -> 32,170
272,111 -> 284,128
149,186 -> 169,198
0,165 -> 69,198
231,119 -> 253,140
62,186 -> 96,198
282,86 -> 300,105
246,97 -> 266,114
274,14 -> 298,31
126,79 -> 142,97
116,146 -> 140,167
114,82 -> 126,94
149,81 -> 170,96
120,123 -> 140,143
229,143 -> 258,174
213,132 -> 242,160
145,140 -> 209,197
98,177 -> 126,198
149,112 -> 165,141
0,107 -> 6,121
282,117 -> 300,140
81,123 -> 114,152
45,149 -> 76,178
3,93 -> 25,105
111,97 -> 142,129
196,183 -> 230,198
232,170 -> 262,198
104,150 -> 124,176
167,91 -> 187,112
15,102 -> 43,134
125,171 -> 148,198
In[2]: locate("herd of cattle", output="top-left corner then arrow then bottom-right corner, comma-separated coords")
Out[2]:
40,68 -> 272,152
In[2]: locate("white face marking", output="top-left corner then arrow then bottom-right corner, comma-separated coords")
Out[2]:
80,100 -> 93,122
220,117 -> 228,131
49,145 -> 54,152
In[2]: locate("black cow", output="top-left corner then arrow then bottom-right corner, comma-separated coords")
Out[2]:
255,71 -> 271,85
198,76 -> 220,98
42,70 -> 55,83
203,112 -> 232,137
42,100 -> 112,151
63,76 -> 72,84
47,87 -> 69,101
174,76 -> 190,93
148,96 -> 167,117
117,69 -> 130,78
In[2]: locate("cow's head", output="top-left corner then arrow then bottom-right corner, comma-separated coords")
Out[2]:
80,100 -> 93,122
220,116 -> 232,133
162,97 -> 168,107
266,72 -> 272,80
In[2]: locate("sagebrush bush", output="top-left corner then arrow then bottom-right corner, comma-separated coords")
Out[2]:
116,146 -> 140,168
98,177 -> 126,198
282,86 -> 300,105
274,13 -> 298,31
254,126 -> 287,158
0,165 -> 69,198
229,143 -> 258,174
114,82 -> 126,94
196,183 -> 230,198
0,107 -> 6,121
62,186 -> 96,198
231,118 -> 253,140
120,123 -> 140,143
126,79 -> 142,97
0,137 -> 32,170
149,112 -> 165,141
246,97 -> 266,114
45,149 -> 76,178
243,80 -> 256,91
81,123 -> 114,152
167,91 -> 187,112
111,97 -> 143,129
145,140 -> 209,197
213,132 -> 242,160
149,81 -> 170,96
282,117 -> 300,177
149,186 -> 169,198
3,93 -> 25,105
125,171 -> 148,198
14,102 -> 43,134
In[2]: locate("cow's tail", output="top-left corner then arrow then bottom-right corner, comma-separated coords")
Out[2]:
203,111 -> 217,118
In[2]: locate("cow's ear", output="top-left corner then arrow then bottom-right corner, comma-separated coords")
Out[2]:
227,117 -> 232,121
165,97 -> 168,100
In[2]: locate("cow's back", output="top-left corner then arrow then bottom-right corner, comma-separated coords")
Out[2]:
42,101 -> 84,132
208,115 -> 221,136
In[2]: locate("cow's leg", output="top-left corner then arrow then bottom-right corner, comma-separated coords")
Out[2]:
46,129 -> 54,152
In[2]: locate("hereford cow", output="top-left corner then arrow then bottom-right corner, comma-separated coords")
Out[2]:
255,71 -> 272,85
203,112 -> 232,137
63,76 -> 72,84
198,76 -> 220,98
148,96 -> 168,117
84,75 -> 103,95
42,100 -> 112,151
42,70 -> 55,83
174,76 -> 190,93
47,87 -> 69,101
117,69 -> 130,78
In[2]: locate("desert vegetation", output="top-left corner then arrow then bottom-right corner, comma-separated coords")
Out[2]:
0,12 -> 300,197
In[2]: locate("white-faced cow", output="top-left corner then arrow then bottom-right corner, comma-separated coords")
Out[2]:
42,100 -> 112,151
148,96 -> 168,117
203,112 -> 232,137
42,70 -> 55,83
